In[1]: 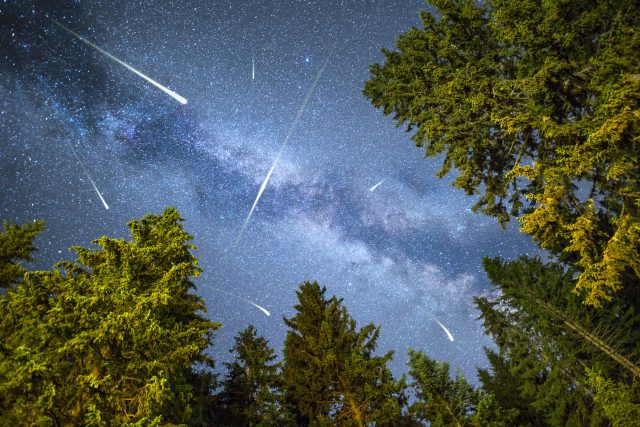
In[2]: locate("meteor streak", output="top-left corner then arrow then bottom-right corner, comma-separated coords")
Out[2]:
212,287 -> 271,317
89,179 -> 110,210
432,317 -> 454,342
252,59 -> 255,80
248,300 -> 271,317
51,19 -> 187,105
69,143 -> 109,210
232,47 -> 333,251
369,179 -> 386,192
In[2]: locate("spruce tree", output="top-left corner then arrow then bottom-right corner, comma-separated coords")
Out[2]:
407,349 -> 516,426
407,349 -> 478,426
0,208 -> 220,425
585,368 -> 640,426
282,281 -> 406,426
364,0 -> 640,306
282,282 -> 332,424
476,256 -> 640,425
218,325 -> 289,426
0,219 -> 45,289
476,349 -> 544,426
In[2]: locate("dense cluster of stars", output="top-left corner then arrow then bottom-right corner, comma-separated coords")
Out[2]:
1,0 -> 540,380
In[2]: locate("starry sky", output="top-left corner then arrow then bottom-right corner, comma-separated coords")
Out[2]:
1,0 -> 540,382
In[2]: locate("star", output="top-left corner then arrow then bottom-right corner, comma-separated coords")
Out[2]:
0,0 -> 540,383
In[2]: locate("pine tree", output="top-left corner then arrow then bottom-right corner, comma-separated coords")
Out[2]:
218,325 -> 289,426
364,0 -> 640,306
0,208 -> 220,425
281,281 -> 406,426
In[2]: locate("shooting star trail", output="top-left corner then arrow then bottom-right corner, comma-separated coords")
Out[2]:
248,301 -> 271,317
232,47 -> 334,251
68,143 -> 109,210
51,19 -> 187,105
369,179 -> 386,192
212,287 -> 271,316
88,179 -> 110,210
252,59 -> 255,80
432,317 -> 455,342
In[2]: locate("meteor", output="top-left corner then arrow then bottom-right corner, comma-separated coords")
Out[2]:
432,317 -> 454,342
247,300 -> 271,317
69,143 -> 109,210
89,179 -> 110,210
252,59 -> 255,80
51,19 -> 187,105
369,179 -> 386,192
212,287 -> 271,317
232,47 -> 333,251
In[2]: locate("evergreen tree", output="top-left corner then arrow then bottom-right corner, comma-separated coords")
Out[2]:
585,368 -> 640,427
282,281 -> 406,426
364,0 -> 640,306
407,349 -> 516,426
282,282 -> 332,424
476,349 -> 544,426
0,208 -> 220,425
0,219 -> 45,289
218,325 -> 289,426
407,349 -> 477,426
476,256 -> 640,425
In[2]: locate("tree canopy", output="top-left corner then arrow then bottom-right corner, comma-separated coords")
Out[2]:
3,210 -> 639,425
4,1 -> 640,419
407,349 -> 516,426
0,208 -> 220,426
364,0 -> 640,306
282,281 -> 406,426
0,219 -> 45,290
476,256 -> 640,425
217,325 -> 288,426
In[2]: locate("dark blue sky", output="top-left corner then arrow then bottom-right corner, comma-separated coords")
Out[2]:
1,0 -> 539,381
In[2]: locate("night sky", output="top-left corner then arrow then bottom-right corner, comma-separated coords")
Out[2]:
1,1 -> 540,382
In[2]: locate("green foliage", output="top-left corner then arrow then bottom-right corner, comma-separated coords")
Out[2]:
476,256 -> 640,425
407,349 -> 516,426
9,213 -> 639,425
0,219 -> 45,289
472,392 -> 519,427
364,0 -> 640,306
282,281 -> 406,426
282,281 -> 333,424
217,325 -> 290,426
0,208 -> 220,426
585,368 -> 640,426
407,349 -> 478,426
476,349 -> 544,426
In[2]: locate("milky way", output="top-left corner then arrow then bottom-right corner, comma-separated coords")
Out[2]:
234,44 -> 332,251
1,0 -> 540,381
